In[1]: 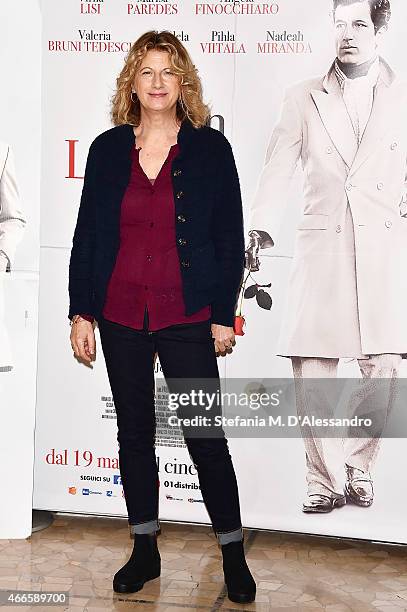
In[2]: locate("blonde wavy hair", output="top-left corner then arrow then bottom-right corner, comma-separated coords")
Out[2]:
111,31 -> 211,129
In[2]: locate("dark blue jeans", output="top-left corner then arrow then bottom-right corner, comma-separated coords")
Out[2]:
98,315 -> 243,544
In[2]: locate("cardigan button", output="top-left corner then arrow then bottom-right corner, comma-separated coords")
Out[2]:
177,214 -> 186,223
178,238 -> 187,246
176,191 -> 184,199
173,169 -> 182,176
181,260 -> 190,268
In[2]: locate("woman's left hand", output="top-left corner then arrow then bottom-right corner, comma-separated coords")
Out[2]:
211,324 -> 236,356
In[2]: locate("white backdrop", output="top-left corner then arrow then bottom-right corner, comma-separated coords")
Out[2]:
0,0 -> 41,539
33,0 -> 407,544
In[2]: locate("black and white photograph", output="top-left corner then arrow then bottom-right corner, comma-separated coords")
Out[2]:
248,0 -> 407,514
0,141 -> 26,372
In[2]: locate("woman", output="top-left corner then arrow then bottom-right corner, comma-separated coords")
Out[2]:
68,31 -> 255,604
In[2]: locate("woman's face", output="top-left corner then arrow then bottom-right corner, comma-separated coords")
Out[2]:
133,49 -> 181,115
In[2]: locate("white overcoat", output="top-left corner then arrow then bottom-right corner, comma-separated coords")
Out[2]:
0,142 -> 25,368
250,59 -> 407,358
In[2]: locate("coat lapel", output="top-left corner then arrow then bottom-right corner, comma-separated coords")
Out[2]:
311,65 -> 357,169
176,117 -> 195,161
350,61 -> 396,175
112,124 -> 135,190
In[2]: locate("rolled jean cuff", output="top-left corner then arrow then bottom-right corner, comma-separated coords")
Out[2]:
129,519 -> 160,536
216,527 -> 243,545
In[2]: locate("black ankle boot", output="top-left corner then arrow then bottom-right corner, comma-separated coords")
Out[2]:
113,533 -> 161,593
221,538 -> 256,603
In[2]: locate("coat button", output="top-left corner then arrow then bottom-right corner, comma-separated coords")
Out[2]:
326,146 -> 333,154
177,214 -> 186,223
178,238 -> 187,246
385,220 -> 392,228
176,190 -> 184,199
173,169 -> 182,176
181,260 -> 190,268
390,142 -> 398,150
377,182 -> 384,190
336,225 -> 341,233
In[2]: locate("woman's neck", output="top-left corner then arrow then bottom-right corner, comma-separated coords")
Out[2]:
134,111 -> 180,147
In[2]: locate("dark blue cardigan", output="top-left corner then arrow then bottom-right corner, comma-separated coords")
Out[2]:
68,118 -> 245,327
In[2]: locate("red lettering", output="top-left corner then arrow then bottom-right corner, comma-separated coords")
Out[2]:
65,140 -> 84,179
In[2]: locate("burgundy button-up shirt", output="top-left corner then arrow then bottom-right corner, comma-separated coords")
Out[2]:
98,142 -> 211,330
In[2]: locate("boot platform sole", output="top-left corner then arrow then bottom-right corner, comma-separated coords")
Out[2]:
113,567 -> 161,594
228,590 -> 256,604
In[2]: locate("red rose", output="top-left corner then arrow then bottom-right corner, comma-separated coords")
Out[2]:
234,315 -> 245,336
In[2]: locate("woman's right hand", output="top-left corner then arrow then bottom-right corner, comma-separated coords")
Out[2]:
70,316 -> 96,364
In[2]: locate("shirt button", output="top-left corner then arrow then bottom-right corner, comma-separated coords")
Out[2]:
346,184 -> 352,192
173,169 -> 182,176
176,191 -> 184,199
385,220 -> 392,228
326,146 -> 333,154
181,260 -> 190,268
178,238 -> 187,246
177,214 -> 186,223
390,142 -> 398,150
147,255 -> 152,261
336,225 -> 341,233
377,182 -> 384,190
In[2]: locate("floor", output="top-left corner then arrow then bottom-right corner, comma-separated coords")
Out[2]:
1,515 -> 407,611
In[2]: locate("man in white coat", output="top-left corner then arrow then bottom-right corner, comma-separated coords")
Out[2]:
0,142 -> 26,371
247,0 -> 406,512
